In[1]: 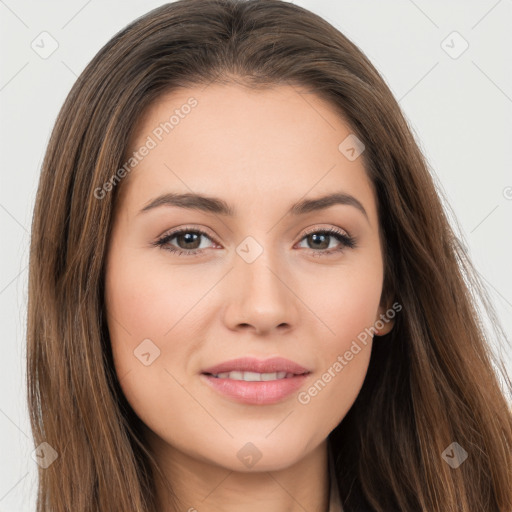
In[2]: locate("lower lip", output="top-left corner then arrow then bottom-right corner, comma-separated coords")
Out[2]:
200,373 -> 310,405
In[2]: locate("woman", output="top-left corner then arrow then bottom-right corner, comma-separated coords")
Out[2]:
27,0 -> 512,510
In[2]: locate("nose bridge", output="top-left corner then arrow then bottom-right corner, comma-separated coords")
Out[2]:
225,233 -> 297,331
236,233 -> 286,299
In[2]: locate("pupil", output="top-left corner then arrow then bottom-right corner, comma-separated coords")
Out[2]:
180,232 -> 200,249
310,234 -> 328,249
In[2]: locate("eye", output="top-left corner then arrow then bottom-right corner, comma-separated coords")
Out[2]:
296,227 -> 356,256
152,226 -> 216,256
152,226 -> 357,257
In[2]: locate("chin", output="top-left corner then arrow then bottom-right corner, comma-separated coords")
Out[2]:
199,434 -> 320,473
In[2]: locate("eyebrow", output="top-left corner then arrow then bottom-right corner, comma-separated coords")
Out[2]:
139,191 -> 369,222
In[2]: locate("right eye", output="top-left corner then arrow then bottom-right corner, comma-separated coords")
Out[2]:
152,227 -> 218,256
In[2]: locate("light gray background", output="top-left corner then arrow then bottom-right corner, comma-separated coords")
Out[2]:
1,1 -> 511,510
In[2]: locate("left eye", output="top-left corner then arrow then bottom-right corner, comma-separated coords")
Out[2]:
297,229 -> 355,252
153,227 -> 356,256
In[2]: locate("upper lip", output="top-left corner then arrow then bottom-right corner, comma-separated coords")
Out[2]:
201,357 -> 311,375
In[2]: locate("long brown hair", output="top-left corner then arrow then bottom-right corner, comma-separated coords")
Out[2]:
27,0 -> 512,510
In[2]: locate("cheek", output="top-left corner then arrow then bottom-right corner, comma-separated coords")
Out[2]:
104,250 -> 200,390
104,252 -> 205,435
304,258 -> 383,347
105,248 -> 207,342
104,243 -> 223,357
295,260 -> 382,419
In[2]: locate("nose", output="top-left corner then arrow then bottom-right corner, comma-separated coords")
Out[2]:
222,243 -> 300,335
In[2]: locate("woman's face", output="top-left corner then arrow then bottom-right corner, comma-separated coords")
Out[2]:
104,83 -> 392,473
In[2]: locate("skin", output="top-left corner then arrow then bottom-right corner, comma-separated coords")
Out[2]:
104,83 -> 394,512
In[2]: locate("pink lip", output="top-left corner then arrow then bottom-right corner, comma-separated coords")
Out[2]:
201,374 -> 309,405
200,357 -> 312,405
201,356 -> 311,375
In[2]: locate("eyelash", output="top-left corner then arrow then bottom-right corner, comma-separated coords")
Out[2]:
152,225 -> 357,258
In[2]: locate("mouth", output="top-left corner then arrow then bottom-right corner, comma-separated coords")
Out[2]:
200,357 -> 312,405
203,370 -> 306,381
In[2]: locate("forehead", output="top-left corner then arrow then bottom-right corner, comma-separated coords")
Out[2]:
119,83 -> 377,224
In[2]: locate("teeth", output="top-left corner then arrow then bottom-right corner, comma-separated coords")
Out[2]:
212,371 -> 293,381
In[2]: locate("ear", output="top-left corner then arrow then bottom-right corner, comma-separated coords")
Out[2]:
374,301 -> 395,336
373,285 -> 398,336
